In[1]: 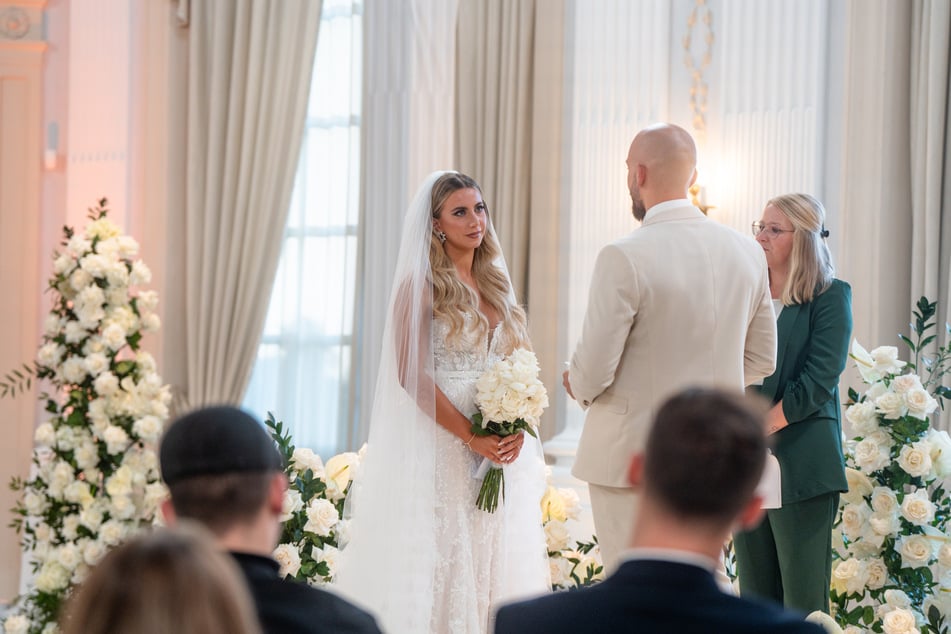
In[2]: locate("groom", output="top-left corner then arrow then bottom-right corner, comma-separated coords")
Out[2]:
563,123 -> 777,571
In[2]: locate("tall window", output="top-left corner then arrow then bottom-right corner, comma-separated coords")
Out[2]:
243,0 -> 363,458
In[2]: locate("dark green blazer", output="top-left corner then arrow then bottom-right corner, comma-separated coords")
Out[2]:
756,279 -> 852,505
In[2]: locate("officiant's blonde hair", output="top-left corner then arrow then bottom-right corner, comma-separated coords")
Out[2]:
768,193 -> 834,305
429,172 -> 529,353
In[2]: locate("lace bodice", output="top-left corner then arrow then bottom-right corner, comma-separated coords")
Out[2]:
433,314 -> 509,415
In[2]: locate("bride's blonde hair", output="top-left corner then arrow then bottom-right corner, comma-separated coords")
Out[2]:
428,172 -> 529,353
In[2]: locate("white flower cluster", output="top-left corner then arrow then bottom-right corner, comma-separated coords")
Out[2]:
540,473 -> 603,590
832,340 -> 951,631
474,348 -> 549,428
272,441 -> 366,586
5,209 -> 171,634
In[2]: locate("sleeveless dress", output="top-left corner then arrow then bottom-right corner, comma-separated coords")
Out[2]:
430,315 -> 550,633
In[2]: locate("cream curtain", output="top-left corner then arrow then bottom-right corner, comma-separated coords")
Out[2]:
176,0 -> 321,410
910,0 -> 951,428
454,0 -> 535,298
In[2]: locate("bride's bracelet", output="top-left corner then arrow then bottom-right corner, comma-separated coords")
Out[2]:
464,432 -> 476,448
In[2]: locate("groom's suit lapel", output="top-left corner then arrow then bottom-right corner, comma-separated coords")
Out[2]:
761,302 -> 805,400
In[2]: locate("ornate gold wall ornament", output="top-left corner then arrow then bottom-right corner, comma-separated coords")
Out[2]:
682,0 -> 714,137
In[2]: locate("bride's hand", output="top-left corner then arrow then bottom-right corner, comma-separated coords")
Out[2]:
468,433 -> 524,464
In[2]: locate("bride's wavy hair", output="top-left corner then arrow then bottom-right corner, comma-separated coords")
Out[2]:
429,172 -> 529,352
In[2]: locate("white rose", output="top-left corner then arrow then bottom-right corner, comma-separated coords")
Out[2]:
34,561 -> 70,592
4,614 -> 30,634
103,425 -> 130,454
884,589 -> 912,609
74,440 -> 100,470
291,448 -> 325,479
130,260 -> 152,285
98,520 -> 126,546
141,312 -> 161,332
842,468 -> 873,504
80,504 -> 104,532
86,217 -> 120,240
33,523 -> 51,542
106,287 -> 127,307
865,558 -> 888,589
62,515 -> 80,540
882,608 -> 918,634
313,544 -> 339,579
557,487 -> 581,520
34,422 -> 56,447
132,415 -> 163,442
303,498 -> 339,537
61,356 -> 88,384
48,460 -> 75,498
870,486 -> 898,514
88,398 -> 111,431
875,391 -> 906,419
117,235 -> 139,258
897,534 -> 934,568
898,442 -> 934,478
66,234 -> 91,255
891,373 -> 921,394
136,350 -> 157,373
901,488 -> 936,525
57,543 -> 82,571
845,401 -> 879,435
83,352 -> 110,378
549,556 -> 572,588
109,494 -> 137,519
544,521 -> 570,551
64,481 -> 93,508
101,322 -> 127,350
80,253 -> 109,277
37,342 -> 62,367
280,489 -> 304,522
43,313 -> 61,337
23,491 -> 46,515
927,430 -> 951,477
840,502 -> 871,540
869,511 -> 900,537
905,388 -> 939,419
853,436 -> 892,473
105,261 -> 130,287
831,558 -> 866,595
273,544 -> 301,578
938,543 -> 951,568
69,268 -> 94,292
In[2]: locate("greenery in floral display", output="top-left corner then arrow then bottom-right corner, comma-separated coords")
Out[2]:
2,201 -> 170,634
266,414 -> 360,586
540,482 -> 604,590
832,298 -> 951,634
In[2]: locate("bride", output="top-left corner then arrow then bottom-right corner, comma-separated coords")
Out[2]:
335,171 -> 550,633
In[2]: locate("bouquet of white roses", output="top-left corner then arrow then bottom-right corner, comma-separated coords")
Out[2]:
266,414 -> 363,586
832,298 -> 951,633
3,200 -> 170,634
471,348 -> 548,513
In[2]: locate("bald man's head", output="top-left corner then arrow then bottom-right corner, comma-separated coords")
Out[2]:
626,123 -> 698,219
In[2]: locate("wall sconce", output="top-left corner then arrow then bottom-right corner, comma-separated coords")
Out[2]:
689,183 -> 715,215
44,122 -> 58,170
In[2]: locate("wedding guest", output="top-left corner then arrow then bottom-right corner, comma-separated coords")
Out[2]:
733,193 -> 852,614
159,405 -> 381,634
563,122 -> 777,571
494,388 -> 824,634
61,524 -> 261,634
334,171 -> 550,634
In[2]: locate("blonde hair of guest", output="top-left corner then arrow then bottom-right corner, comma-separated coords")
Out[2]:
766,193 -> 834,305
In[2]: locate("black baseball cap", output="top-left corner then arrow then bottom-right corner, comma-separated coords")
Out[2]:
159,405 -> 284,485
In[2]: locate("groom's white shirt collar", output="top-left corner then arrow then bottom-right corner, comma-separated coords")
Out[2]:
642,198 -> 694,223
619,547 -> 718,573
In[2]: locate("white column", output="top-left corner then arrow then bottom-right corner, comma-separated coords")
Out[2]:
0,0 -> 46,602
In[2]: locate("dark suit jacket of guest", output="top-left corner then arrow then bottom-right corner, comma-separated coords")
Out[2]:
232,552 -> 382,634
757,279 -> 852,505
494,559 -> 825,634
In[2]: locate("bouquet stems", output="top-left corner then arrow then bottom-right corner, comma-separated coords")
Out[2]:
476,465 -> 505,513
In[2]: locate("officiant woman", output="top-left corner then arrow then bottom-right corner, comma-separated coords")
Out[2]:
733,193 -> 852,614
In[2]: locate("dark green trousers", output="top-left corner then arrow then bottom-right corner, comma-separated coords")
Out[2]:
732,492 -> 839,615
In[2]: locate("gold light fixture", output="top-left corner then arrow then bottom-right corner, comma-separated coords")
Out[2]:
689,183 -> 715,215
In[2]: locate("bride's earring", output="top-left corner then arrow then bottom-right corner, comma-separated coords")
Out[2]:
435,229 -> 447,243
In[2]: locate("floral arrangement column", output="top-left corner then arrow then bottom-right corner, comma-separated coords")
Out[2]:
3,200 -> 171,634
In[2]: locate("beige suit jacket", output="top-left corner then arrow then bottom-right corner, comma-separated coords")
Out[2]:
569,203 -> 776,487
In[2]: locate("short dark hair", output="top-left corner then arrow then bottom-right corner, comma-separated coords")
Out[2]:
643,388 -> 768,524
168,472 -> 273,535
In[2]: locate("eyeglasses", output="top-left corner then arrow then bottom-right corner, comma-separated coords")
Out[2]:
751,222 -> 795,238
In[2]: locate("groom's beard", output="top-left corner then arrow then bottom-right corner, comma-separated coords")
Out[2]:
631,186 -> 646,222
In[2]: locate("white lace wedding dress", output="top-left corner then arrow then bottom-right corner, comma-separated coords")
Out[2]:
430,315 -> 550,634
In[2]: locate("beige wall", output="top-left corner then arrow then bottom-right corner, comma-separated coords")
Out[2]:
0,0 -> 46,601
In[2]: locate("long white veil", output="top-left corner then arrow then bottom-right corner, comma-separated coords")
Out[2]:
334,171 -> 549,632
